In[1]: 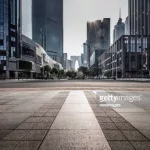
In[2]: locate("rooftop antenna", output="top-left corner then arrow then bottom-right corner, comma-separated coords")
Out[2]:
119,7 -> 121,19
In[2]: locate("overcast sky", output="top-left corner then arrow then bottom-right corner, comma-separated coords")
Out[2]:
22,0 -> 128,59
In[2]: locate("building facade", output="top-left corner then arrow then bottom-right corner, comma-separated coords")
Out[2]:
66,60 -> 73,71
70,56 -> 82,71
125,16 -> 130,35
83,43 -> 89,67
0,0 -> 22,78
87,18 -> 110,55
32,0 -> 63,63
90,49 -> 105,76
63,53 -> 67,70
113,17 -> 125,42
129,0 -> 150,35
98,35 -> 150,78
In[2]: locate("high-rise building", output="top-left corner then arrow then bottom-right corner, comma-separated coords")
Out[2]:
63,53 -> 67,70
87,18 -> 110,55
113,10 -> 125,42
81,53 -> 84,65
125,16 -> 130,35
129,0 -> 150,35
66,60 -> 73,71
0,0 -> 22,76
83,43 -> 89,67
32,0 -> 63,63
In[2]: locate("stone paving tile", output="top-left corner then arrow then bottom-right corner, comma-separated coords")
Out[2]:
60,104 -> 92,113
39,130 -> 110,150
94,112 -> 108,117
106,113 -> 121,118
51,113 -> 100,130
4,130 -> 28,140
103,109 -> 117,113
25,117 -> 41,123
0,130 -> 12,140
14,141 -> 41,150
93,109 -> 105,113
109,141 -> 135,150
31,112 -> 46,117
16,123 -> 36,129
44,112 -> 58,117
0,141 -> 19,150
33,122 -> 53,130
103,130 -> 126,141
39,117 -> 55,123
96,116 -> 113,123
47,109 -> 60,113
122,131 -> 148,141
23,130 -> 48,141
111,117 -> 128,123
100,122 -> 118,130
115,123 -> 136,130
0,112 -> 31,129
35,109 -> 49,112
131,141 -> 150,150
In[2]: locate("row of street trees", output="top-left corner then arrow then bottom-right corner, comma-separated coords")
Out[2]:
40,65 -> 104,79
40,65 -> 65,79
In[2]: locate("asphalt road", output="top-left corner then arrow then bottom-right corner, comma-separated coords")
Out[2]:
0,80 -> 150,90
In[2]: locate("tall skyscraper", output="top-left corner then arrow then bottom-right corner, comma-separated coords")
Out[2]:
113,10 -> 125,42
125,16 -> 130,35
83,43 -> 89,67
32,0 -> 63,63
129,0 -> 150,35
0,0 -> 22,72
87,18 -> 110,55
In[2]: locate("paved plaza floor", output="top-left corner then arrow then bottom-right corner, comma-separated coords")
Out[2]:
0,81 -> 150,149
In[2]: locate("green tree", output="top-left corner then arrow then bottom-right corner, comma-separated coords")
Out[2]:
78,66 -> 88,75
58,69 -> 65,78
66,71 -> 77,79
51,67 -> 59,75
41,65 -> 51,73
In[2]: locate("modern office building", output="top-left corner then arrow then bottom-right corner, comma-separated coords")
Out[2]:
98,35 -> 150,78
83,43 -> 89,67
66,60 -> 73,71
70,56 -> 82,71
32,0 -> 63,63
125,16 -> 130,35
63,53 -> 67,70
129,0 -> 150,35
90,49 -> 105,76
113,13 -> 125,42
81,53 -> 84,66
0,0 -> 22,78
87,18 -> 110,55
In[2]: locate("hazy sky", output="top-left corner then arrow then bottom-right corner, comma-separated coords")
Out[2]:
22,0 -> 128,59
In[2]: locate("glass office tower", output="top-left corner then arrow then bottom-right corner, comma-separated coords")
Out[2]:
87,18 -> 110,56
32,0 -> 63,63
129,0 -> 150,35
0,0 -> 22,74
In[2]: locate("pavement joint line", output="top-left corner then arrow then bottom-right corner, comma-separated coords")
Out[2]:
84,91 -> 150,150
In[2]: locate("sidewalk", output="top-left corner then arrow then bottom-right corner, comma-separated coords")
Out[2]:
0,79 -> 40,84
0,90 -> 150,149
